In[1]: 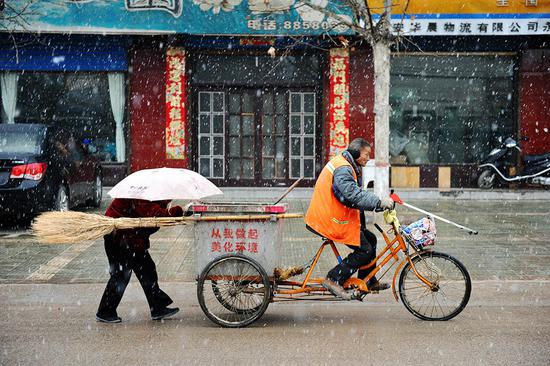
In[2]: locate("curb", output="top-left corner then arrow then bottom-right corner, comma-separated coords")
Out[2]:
102,187 -> 550,202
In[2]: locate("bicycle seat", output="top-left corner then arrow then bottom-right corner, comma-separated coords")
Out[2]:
306,225 -> 327,240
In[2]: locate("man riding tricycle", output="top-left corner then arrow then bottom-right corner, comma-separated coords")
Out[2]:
196,138 -> 473,327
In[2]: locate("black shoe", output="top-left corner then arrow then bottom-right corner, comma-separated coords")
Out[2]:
151,307 -> 179,320
368,281 -> 390,292
322,278 -> 352,301
96,313 -> 122,323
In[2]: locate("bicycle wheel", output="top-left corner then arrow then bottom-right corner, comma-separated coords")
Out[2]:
197,255 -> 271,328
399,251 -> 471,321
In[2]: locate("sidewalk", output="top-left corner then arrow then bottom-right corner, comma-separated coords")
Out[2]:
1,188 -> 548,285
211,187 -> 550,202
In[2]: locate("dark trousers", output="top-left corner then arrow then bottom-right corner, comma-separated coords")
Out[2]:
97,236 -> 172,317
327,228 -> 378,285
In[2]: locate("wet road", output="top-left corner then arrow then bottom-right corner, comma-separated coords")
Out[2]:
1,194 -> 549,365
1,281 -> 549,366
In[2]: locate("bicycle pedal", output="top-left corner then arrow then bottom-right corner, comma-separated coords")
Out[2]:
351,290 -> 368,301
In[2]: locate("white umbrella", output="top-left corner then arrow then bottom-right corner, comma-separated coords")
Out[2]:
107,168 -> 223,201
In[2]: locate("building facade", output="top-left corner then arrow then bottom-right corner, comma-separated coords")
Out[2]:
1,1 -> 548,187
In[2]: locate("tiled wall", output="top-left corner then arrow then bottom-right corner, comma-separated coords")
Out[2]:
390,166 -> 475,188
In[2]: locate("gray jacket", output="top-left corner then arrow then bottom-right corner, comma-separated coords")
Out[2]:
332,151 -> 381,212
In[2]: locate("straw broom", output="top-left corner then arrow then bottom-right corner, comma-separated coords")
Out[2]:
32,211 -> 188,244
32,211 -> 303,244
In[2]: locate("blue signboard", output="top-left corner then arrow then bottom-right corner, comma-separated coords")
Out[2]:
2,0 -> 353,35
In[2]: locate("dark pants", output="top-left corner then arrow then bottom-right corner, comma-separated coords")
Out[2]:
97,236 -> 173,317
327,228 -> 378,285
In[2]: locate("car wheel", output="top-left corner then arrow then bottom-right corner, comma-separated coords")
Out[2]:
88,174 -> 102,208
54,185 -> 70,211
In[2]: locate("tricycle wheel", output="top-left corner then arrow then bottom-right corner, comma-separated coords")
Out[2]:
197,254 -> 271,328
211,280 -> 265,315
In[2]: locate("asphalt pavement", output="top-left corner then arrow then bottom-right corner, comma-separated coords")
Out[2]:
1,281 -> 549,366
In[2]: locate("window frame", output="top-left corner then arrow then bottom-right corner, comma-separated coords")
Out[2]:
197,91 -> 226,179
191,86 -> 323,187
289,91 -> 317,179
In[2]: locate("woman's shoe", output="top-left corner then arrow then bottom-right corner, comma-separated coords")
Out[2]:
96,313 -> 122,323
151,307 -> 179,320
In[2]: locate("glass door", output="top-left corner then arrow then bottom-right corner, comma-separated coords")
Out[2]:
260,89 -> 287,181
227,90 -> 256,181
195,88 -> 318,186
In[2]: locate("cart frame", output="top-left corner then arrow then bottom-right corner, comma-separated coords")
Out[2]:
196,209 -> 472,327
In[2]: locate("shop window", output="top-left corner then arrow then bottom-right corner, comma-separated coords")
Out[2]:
389,54 -> 516,165
289,92 -> 316,178
198,91 -> 225,179
9,72 -> 119,162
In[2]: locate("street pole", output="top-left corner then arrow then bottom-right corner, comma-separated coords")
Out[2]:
373,0 -> 392,198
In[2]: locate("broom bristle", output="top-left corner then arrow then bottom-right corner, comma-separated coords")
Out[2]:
32,211 -> 187,244
33,211 -> 116,244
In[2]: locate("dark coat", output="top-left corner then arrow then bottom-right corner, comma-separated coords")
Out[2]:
105,199 -> 182,251
331,151 -> 381,211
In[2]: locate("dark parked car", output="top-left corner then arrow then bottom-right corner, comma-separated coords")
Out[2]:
0,123 -> 102,221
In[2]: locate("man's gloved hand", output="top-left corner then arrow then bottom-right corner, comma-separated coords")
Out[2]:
378,196 -> 394,210
168,205 -> 184,217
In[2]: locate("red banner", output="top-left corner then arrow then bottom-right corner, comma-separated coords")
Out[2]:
165,47 -> 187,160
328,48 -> 350,159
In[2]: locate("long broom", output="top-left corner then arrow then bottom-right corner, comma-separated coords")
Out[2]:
32,211 -> 303,244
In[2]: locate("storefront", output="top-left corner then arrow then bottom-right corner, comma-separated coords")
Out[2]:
387,44 -> 549,188
380,1 -> 550,188
128,40 -> 354,187
387,49 -> 519,188
2,1 -> 549,188
1,1 -> 357,186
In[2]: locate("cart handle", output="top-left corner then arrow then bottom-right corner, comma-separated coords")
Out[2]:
191,213 -> 304,222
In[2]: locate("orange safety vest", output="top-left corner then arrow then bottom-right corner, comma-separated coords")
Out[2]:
305,154 -> 361,246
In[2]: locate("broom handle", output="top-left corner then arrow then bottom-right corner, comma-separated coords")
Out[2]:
273,177 -> 303,205
112,213 -> 304,228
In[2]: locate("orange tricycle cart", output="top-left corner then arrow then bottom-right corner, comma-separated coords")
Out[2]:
193,202 -> 471,328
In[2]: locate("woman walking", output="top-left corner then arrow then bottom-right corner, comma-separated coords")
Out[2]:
96,198 -> 184,323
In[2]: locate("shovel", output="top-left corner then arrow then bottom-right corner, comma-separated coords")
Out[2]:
390,192 -> 479,235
